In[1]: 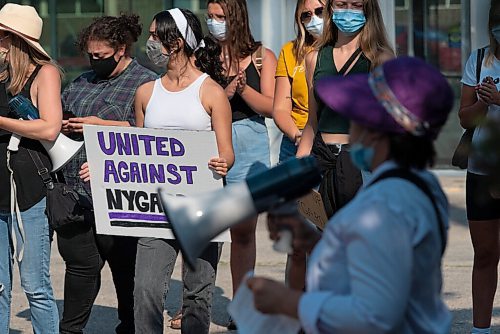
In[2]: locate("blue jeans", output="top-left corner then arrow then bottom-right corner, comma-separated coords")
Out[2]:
134,238 -> 220,334
226,116 -> 271,184
278,135 -> 297,164
0,198 -> 59,334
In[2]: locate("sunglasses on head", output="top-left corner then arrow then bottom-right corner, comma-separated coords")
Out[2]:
300,7 -> 324,23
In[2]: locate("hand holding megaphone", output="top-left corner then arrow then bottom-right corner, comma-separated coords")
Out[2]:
267,206 -> 321,255
8,94 -> 84,171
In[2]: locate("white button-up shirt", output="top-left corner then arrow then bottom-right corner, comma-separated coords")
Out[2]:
299,161 -> 452,334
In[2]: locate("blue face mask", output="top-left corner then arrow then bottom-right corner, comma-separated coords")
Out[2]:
206,18 -> 227,41
493,25 -> 500,44
349,142 -> 374,172
332,9 -> 366,35
305,15 -> 324,38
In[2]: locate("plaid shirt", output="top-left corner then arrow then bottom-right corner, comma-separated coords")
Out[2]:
62,59 -> 157,199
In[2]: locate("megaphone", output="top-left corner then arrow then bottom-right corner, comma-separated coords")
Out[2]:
158,156 -> 322,270
7,95 -> 83,172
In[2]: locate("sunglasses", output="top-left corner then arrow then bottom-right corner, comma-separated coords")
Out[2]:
300,7 -> 324,23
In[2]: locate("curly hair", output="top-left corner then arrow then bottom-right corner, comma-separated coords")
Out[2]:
153,9 -> 225,85
76,13 -> 142,55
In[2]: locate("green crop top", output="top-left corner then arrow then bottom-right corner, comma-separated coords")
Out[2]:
313,45 -> 371,134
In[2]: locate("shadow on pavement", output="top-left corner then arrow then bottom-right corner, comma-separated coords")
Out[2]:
15,300 -> 120,333
451,307 -> 500,334
164,279 -> 231,327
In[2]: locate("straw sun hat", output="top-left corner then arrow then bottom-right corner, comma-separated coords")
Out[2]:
0,3 -> 50,59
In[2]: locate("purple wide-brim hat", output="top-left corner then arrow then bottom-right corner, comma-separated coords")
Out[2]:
315,57 -> 454,139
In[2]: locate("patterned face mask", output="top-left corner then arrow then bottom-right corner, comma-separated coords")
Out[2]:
146,40 -> 171,68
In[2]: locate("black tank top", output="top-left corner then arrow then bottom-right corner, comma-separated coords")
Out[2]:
227,61 -> 261,122
313,45 -> 371,134
0,65 -> 52,211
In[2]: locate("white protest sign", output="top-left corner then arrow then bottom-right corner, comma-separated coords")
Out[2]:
83,125 -> 230,242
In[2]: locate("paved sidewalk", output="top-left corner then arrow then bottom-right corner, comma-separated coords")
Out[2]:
8,170 -> 499,333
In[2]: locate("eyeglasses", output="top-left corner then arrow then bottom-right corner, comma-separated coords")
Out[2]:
300,7 -> 324,23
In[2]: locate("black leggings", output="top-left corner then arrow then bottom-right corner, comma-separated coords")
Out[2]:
56,210 -> 138,334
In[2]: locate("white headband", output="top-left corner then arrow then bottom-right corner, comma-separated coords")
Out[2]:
167,8 -> 198,50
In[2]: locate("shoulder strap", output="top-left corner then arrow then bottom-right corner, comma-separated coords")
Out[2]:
26,148 -> 54,190
476,47 -> 486,84
338,47 -> 362,76
24,65 -> 42,91
369,168 -> 446,255
252,46 -> 264,74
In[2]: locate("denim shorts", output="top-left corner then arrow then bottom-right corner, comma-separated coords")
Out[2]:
278,135 -> 297,164
226,116 -> 271,185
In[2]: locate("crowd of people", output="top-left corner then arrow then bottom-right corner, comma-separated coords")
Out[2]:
0,0 -> 498,333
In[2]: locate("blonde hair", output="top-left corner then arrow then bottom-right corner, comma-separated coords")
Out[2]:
485,0 -> 500,67
317,0 -> 394,68
292,0 -> 324,64
0,33 -> 62,95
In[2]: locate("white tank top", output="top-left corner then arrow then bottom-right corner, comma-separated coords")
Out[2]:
144,73 -> 212,131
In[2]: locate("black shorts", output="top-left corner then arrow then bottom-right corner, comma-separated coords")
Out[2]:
466,172 -> 500,221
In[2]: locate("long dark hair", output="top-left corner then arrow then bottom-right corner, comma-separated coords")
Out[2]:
207,0 -> 261,73
153,9 -> 225,85
389,134 -> 436,169
77,13 -> 142,56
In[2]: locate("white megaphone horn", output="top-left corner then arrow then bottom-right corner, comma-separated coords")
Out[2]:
158,156 -> 322,270
7,95 -> 84,172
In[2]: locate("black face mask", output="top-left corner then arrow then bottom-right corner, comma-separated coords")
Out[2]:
89,52 -> 121,78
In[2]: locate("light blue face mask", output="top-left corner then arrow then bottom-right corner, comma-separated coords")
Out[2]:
206,18 -> 227,41
349,141 -> 375,172
493,25 -> 500,44
332,9 -> 366,35
305,15 -> 324,38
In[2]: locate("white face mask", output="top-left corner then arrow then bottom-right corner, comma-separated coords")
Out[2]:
146,40 -> 170,68
305,15 -> 324,38
206,18 -> 227,41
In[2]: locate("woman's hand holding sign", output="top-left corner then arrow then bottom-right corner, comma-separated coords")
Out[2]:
79,161 -> 90,182
209,157 -> 228,176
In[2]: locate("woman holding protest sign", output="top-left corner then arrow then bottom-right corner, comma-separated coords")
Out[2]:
0,4 -> 61,333
57,14 -> 157,334
133,8 -> 233,334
